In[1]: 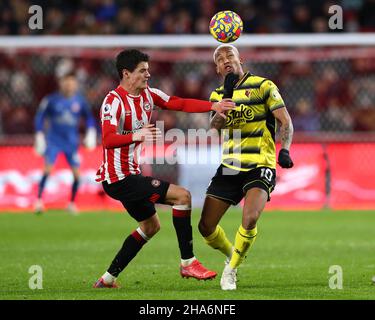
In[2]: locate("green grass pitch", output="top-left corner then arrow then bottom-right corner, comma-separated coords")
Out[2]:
0,209 -> 374,300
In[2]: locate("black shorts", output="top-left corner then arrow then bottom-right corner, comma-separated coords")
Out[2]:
206,165 -> 276,205
102,175 -> 170,222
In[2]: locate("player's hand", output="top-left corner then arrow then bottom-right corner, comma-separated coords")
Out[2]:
211,99 -> 235,119
34,132 -> 46,155
278,149 -> 294,168
133,124 -> 162,142
223,72 -> 240,99
84,128 -> 97,150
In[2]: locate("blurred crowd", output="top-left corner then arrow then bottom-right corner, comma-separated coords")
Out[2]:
0,49 -> 374,135
0,0 -> 374,137
0,0 -> 375,35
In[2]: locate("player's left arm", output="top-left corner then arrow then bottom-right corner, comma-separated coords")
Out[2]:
263,80 -> 294,168
273,107 -> 293,151
80,97 -> 97,150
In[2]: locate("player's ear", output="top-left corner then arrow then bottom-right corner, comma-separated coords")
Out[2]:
123,69 -> 130,79
216,64 -> 220,74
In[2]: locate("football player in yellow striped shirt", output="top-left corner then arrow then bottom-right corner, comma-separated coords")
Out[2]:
198,44 -> 294,290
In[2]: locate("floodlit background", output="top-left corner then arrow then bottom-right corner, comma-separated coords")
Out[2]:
1,0 -> 374,211
0,0 -> 375,301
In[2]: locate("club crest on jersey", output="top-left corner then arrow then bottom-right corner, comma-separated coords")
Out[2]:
151,179 -> 161,187
71,102 -> 81,113
144,102 -> 151,111
245,90 -> 251,97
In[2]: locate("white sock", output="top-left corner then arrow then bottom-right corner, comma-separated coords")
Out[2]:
225,264 -> 235,271
181,256 -> 196,267
102,271 -> 116,284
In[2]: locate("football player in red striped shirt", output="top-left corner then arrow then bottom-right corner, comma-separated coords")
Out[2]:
94,49 -> 235,288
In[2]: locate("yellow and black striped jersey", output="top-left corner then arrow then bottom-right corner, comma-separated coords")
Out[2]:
210,72 -> 285,171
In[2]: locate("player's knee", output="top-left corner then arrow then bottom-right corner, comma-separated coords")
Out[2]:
176,188 -> 191,206
243,210 -> 262,229
151,223 -> 161,237
72,170 -> 80,181
143,221 -> 160,238
198,219 -> 213,237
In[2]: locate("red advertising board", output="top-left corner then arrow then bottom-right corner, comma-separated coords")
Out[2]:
0,146 -> 122,211
0,143 -> 374,211
267,144 -> 327,210
327,143 -> 375,209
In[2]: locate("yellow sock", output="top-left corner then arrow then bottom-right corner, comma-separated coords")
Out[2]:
229,225 -> 257,269
204,225 -> 233,258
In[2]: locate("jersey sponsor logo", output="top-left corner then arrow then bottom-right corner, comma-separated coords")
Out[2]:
226,104 -> 254,126
135,119 -> 145,129
143,102 -> 151,111
151,179 -> 160,187
71,102 -> 80,113
57,110 -> 76,125
122,128 -> 138,134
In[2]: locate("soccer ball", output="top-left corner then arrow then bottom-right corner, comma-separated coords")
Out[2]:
209,11 -> 243,43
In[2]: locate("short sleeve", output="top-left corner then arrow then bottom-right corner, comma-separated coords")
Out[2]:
261,80 -> 285,111
209,90 -> 222,103
100,94 -> 121,126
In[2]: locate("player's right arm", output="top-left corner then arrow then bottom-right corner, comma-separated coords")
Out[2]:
100,95 -> 160,149
34,97 -> 50,155
34,97 -> 50,133
210,73 -> 239,131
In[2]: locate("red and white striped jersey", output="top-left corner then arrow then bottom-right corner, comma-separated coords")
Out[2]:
96,85 -> 213,184
96,85 -> 171,183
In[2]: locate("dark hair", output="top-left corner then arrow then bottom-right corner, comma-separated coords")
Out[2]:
116,49 -> 149,79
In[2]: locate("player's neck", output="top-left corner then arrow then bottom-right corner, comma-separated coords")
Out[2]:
119,81 -> 141,96
238,69 -> 245,78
